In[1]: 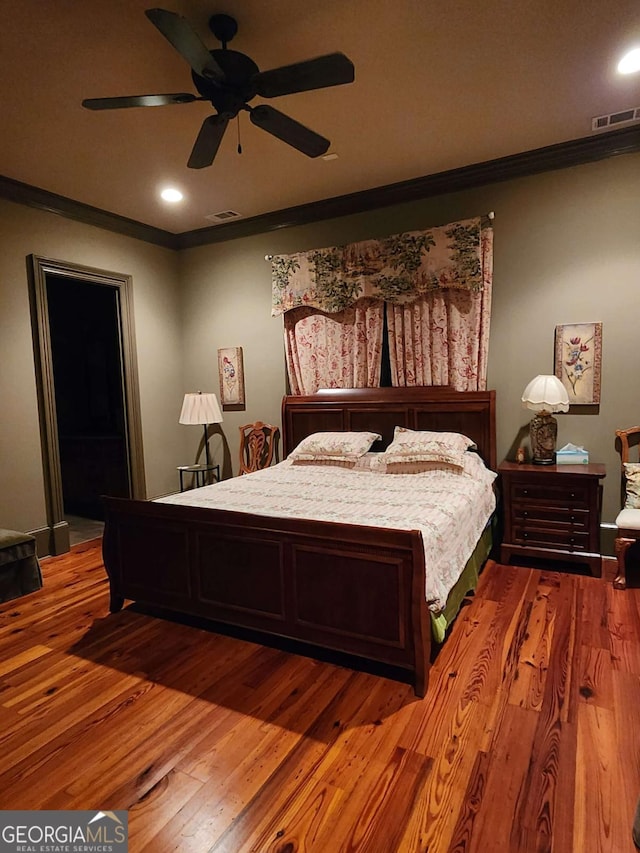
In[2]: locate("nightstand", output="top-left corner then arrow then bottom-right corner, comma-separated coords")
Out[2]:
498,461 -> 606,576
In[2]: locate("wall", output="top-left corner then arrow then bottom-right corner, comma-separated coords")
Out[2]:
0,198 -> 185,540
178,152 -> 640,539
3,150 -> 638,553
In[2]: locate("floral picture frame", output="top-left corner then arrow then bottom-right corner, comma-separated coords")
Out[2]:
554,322 -> 602,405
218,346 -> 245,410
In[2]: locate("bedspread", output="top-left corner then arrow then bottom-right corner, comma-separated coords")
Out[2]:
157,457 -> 496,613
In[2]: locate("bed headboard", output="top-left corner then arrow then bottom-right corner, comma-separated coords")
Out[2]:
282,387 -> 497,470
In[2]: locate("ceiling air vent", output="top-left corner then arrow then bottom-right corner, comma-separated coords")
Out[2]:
591,106 -> 640,131
205,210 -> 242,222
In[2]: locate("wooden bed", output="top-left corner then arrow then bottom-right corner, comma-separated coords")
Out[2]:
102,387 -> 496,697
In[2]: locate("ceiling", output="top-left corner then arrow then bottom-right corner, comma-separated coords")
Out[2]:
2,0 -> 639,234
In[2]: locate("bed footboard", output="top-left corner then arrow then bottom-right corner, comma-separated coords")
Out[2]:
102,496 -> 431,696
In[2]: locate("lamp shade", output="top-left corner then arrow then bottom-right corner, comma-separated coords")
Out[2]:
521,375 -> 569,414
179,392 -> 223,425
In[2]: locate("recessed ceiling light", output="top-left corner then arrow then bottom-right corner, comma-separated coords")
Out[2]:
618,47 -> 640,75
160,187 -> 184,203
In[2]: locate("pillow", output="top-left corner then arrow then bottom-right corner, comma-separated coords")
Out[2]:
392,426 -> 476,451
291,457 -> 357,468
373,449 -> 496,481
380,437 -> 466,468
288,431 -> 381,461
353,452 -> 382,470
380,459 -> 464,475
291,451 -> 382,470
624,463 -> 640,509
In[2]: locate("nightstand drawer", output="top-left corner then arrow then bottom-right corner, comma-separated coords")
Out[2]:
511,481 -> 589,507
512,525 -> 590,552
512,504 -> 589,531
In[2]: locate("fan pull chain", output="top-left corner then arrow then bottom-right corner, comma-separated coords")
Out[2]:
237,116 -> 242,154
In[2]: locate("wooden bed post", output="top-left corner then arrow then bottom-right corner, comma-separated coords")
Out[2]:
409,533 -> 430,697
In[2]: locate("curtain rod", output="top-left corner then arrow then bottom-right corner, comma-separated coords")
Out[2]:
263,211 -> 495,261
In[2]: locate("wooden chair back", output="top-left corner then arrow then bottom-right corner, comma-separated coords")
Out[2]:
238,422 -> 280,475
616,426 -> 640,466
613,426 -> 640,589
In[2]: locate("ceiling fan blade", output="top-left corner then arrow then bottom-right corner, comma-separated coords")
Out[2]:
145,8 -> 225,82
82,93 -> 198,110
188,114 -> 229,168
250,105 -> 330,157
253,53 -> 354,98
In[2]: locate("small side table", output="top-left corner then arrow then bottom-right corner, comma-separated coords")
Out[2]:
499,461 -> 606,576
178,464 -> 220,492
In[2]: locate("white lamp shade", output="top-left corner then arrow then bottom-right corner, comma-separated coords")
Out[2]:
179,392 -> 223,425
521,375 -> 569,413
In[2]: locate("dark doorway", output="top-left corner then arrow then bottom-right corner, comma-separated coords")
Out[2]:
30,255 -> 146,556
46,275 -> 131,520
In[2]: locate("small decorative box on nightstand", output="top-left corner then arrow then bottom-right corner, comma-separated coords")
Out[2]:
498,461 -> 606,576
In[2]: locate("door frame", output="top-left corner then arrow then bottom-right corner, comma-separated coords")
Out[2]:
29,255 -> 146,555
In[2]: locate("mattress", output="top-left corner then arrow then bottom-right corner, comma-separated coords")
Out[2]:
157,453 -> 497,613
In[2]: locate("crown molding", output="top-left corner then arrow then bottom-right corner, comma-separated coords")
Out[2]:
0,174 -> 178,249
176,124 -> 640,248
2,124 -> 639,251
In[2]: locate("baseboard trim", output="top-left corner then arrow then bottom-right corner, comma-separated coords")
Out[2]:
30,521 -> 70,557
30,527 -> 50,557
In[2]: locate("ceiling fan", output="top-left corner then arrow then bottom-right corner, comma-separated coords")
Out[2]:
82,8 -> 355,169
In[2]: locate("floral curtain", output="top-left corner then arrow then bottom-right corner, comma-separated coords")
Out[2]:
284,298 -> 384,395
272,217 -> 485,316
386,226 -> 493,391
273,218 -> 493,394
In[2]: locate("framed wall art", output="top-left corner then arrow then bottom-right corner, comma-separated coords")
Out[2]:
218,346 -> 245,410
554,322 -> 602,405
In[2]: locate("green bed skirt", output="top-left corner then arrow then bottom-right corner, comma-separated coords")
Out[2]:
430,517 -> 494,645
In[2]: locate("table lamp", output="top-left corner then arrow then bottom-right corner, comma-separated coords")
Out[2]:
521,375 -> 569,465
179,392 -> 223,467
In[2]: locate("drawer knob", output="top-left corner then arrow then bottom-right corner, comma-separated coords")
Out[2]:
570,492 -> 575,499
570,515 -> 576,523
523,511 -> 528,518
523,489 -> 529,496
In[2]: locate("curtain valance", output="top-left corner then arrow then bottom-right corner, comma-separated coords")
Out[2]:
271,216 -> 488,317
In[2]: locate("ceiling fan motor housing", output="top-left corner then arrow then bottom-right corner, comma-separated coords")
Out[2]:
192,50 -> 259,117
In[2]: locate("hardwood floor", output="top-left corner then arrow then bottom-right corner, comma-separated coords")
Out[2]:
1,540 -> 639,852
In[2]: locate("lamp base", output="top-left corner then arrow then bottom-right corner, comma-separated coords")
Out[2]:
530,411 -> 557,465
203,423 -> 211,468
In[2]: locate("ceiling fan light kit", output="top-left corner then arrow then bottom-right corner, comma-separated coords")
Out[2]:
82,8 -> 355,169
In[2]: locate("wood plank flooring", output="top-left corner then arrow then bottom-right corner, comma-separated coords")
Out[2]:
1,540 -> 639,852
